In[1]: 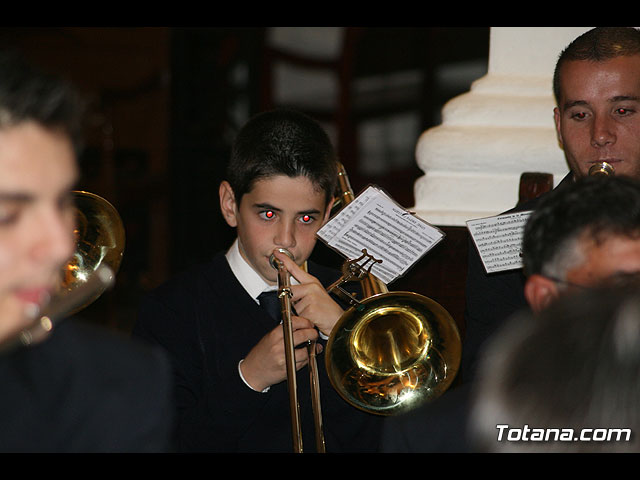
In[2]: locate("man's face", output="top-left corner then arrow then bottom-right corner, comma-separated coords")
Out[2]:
554,55 -> 640,179
525,232 -> 640,313
220,175 -> 332,284
565,233 -> 640,287
0,122 -> 77,341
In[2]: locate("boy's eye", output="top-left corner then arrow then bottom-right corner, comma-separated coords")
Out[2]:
260,210 -> 275,220
300,214 -> 313,224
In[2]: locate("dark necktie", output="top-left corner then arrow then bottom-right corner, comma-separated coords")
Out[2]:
257,290 -> 282,323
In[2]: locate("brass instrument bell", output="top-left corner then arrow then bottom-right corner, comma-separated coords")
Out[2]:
56,191 -> 125,315
324,164 -> 462,416
325,256 -> 461,416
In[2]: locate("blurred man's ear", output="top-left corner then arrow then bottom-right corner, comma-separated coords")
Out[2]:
524,274 -> 561,313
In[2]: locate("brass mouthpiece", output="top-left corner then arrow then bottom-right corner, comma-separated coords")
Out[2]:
589,161 -> 615,177
269,248 -> 294,269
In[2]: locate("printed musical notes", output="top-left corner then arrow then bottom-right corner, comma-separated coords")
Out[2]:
466,211 -> 532,274
317,186 -> 445,284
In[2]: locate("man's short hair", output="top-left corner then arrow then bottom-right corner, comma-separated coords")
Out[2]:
0,51 -> 83,152
522,176 -> 640,279
226,109 -> 338,205
553,27 -> 640,106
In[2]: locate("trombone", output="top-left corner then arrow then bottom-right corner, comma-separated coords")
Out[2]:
271,163 -> 462,453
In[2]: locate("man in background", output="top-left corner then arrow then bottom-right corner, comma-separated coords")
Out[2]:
463,26 -> 640,381
382,175 -> 640,452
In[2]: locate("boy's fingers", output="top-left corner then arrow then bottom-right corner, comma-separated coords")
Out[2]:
272,249 -> 316,284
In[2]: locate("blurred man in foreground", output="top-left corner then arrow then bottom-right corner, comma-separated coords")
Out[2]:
0,51 -> 173,452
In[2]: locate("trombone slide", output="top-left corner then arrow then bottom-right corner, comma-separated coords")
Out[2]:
271,250 -> 326,453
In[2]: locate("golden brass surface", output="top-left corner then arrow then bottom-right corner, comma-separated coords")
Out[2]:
589,161 -> 615,177
322,163 -> 462,416
326,290 -> 461,415
270,248 -> 326,453
57,191 -> 125,315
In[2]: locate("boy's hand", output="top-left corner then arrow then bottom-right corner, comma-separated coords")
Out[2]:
241,317 -> 320,391
273,249 -> 344,337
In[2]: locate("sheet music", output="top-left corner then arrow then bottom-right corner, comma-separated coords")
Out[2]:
466,210 -> 533,274
317,185 -> 445,284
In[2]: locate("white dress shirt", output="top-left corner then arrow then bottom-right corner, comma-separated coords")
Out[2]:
225,239 -> 277,302
226,239 -> 303,392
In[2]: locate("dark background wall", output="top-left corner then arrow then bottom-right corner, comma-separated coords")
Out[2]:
0,27 -> 490,335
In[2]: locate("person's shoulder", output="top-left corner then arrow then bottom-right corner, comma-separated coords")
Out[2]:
51,320 -> 170,374
51,321 -> 173,451
144,252 -> 228,303
504,172 -> 574,215
24,319 -> 172,406
0,321 -> 173,452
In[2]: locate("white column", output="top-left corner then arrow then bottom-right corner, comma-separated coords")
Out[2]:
413,27 -> 593,226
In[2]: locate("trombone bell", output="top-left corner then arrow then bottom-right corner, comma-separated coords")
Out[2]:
326,288 -> 461,415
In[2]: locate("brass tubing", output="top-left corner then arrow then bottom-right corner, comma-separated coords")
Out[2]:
270,248 -> 326,453
271,252 -> 304,453
307,340 -> 326,453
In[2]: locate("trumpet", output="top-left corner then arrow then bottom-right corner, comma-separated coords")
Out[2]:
272,163 -> 462,452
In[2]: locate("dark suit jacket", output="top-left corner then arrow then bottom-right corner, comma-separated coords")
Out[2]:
0,320 -> 173,452
381,382 -> 473,453
133,251 -> 383,453
461,173 -> 574,382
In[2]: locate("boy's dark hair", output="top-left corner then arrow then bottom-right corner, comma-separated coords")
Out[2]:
0,51 -> 84,152
522,176 -> 640,278
553,27 -> 640,106
226,109 -> 338,205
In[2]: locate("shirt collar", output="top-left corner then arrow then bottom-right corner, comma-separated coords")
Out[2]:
225,239 -> 275,303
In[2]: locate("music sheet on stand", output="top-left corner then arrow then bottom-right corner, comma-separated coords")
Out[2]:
466,210 -> 533,274
317,186 -> 445,285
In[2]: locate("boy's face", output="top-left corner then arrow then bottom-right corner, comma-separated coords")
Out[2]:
0,122 -> 78,342
220,175 -> 333,284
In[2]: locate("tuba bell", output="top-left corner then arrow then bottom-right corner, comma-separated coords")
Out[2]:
324,164 -> 462,416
